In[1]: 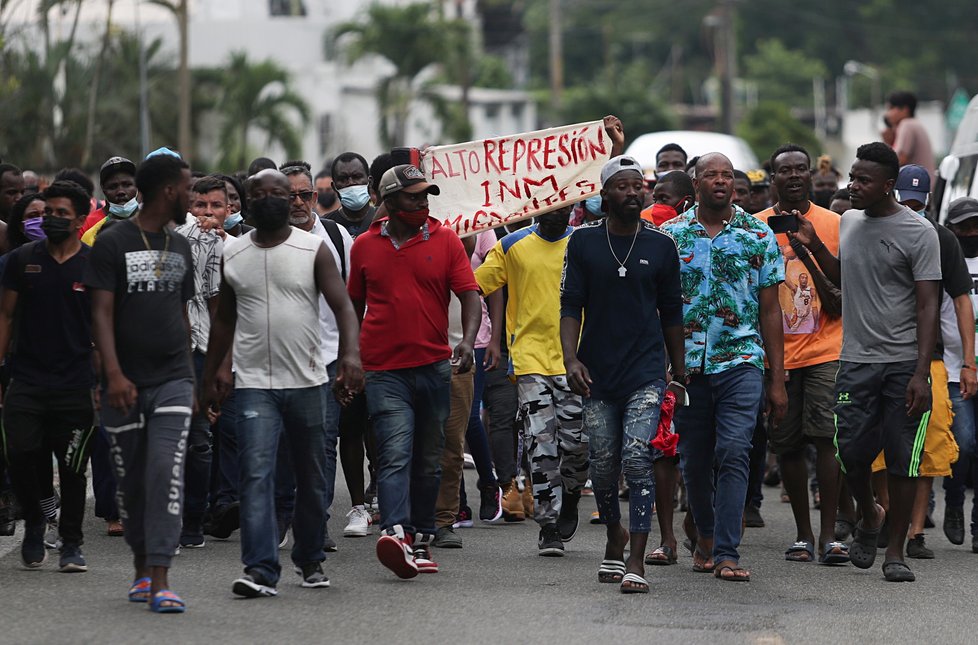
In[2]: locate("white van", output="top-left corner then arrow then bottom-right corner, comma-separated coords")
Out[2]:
624,130 -> 760,176
935,94 -> 978,224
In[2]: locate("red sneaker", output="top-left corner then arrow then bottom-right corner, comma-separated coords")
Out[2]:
376,525 -> 419,579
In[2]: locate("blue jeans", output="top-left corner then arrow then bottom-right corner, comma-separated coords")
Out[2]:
182,350 -> 213,540
275,363 -> 340,528
365,361 -> 452,537
584,382 -> 665,534
676,365 -> 764,564
460,348 -> 497,507
945,382 -> 977,535
210,387 -> 239,510
236,384 -> 330,584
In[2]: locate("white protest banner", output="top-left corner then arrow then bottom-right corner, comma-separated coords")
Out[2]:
421,121 -> 610,236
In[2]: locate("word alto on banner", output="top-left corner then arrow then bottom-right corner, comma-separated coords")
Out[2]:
421,121 -> 611,236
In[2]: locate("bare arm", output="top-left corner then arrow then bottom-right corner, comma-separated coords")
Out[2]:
759,284 -> 787,423
906,280 -> 940,416
314,244 -> 364,398
91,289 -> 137,413
0,290 -> 18,362
953,293 -> 977,399
454,290 -> 480,373
560,315 -> 590,397
484,289 -> 504,370
201,268 -> 238,408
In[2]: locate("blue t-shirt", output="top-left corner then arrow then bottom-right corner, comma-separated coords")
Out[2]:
560,219 -> 683,400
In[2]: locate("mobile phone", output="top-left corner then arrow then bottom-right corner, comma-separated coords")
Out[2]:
391,147 -> 421,166
767,213 -> 798,234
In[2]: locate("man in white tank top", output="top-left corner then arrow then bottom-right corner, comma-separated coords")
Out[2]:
202,169 -> 364,598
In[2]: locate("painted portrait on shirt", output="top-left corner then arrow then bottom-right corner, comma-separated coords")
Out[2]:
778,241 -> 822,335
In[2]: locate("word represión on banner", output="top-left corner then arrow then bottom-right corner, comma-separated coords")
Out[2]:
421,121 -> 610,236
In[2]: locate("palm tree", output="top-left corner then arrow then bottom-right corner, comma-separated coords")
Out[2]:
332,2 -> 444,148
211,52 -> 310,172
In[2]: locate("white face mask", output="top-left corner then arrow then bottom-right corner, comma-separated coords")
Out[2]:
108,196 -> 139,219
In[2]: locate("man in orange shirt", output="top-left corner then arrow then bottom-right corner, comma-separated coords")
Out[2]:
756,144 -> 849,565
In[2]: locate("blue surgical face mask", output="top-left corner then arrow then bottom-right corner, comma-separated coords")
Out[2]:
584,195 -> 603,216
338,184 -> 370,211
108,197 -> 139,219
224,211 -> 244,230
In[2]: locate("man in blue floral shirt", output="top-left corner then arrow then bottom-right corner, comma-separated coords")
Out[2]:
661,152 -> 787,583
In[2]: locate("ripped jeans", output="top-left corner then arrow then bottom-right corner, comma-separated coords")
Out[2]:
583,382 -> 665,534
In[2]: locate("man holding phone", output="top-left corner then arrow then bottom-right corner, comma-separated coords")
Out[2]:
756,144 -> 848,566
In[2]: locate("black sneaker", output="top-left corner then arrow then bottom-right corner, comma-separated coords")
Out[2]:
179,534 -> 206,548
479,484 -> 503,523
538,523 -> 564,557
232,571 -> 278,598
906,533 -> 934,559
295,563 -> 330,588
744,505 -> 765,528
58,543 -> 87,573
944,506 -> 965,545
204,502 -> 240,540
21,523 -> 47,569
557,491 -> 580,542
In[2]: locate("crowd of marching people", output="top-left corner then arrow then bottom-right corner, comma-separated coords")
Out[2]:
0,90 -> 976,613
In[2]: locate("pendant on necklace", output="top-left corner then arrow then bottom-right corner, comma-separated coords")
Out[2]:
618,266 -> 627,278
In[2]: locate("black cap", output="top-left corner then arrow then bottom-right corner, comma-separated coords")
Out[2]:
948,197 -> 978,225
99,156 -> 136,186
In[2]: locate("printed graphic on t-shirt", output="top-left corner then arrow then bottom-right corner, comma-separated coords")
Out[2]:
125,250 -> 187,293
779,242 -> 821,335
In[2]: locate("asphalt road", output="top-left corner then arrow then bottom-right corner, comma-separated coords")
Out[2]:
2,470 -> 977,645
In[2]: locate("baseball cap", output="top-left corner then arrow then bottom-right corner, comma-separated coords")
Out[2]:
947,197 -> 978,225
99,156 -> 136,186
601,155 -> 643,187
895,164 -> 931,205
378,164 -> 440,199
746,169 -> 770,188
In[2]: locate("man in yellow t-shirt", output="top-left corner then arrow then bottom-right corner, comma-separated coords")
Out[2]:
756,144 -> 848,565
475,205 -> 588,557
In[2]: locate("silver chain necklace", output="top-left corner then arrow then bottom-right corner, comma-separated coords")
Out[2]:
606,221 -> 640,278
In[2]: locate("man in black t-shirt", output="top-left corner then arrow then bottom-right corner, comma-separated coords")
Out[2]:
560,156 -> 687,594
0,180 -> 95,573
85,153 -> 196,614
326,152 -> 375,238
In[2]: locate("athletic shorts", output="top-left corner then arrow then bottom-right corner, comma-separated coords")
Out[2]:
833,360 -> 929,478
769,361 -> 838,455
871,360 -> 958,477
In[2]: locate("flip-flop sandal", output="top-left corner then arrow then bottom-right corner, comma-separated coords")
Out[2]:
784,540 -> 815,562
714,565 -> 750,582
128,577 -> 152,603
819,541 -> 850,565
619,572 -> 649,594
850,508 -> 885,570
598,559 -> 626,583
149,589 -> 186,613
645,545 -> 678,566
692,548 -> 714,573
834,518 -> 855,542
881,559 -> 915,582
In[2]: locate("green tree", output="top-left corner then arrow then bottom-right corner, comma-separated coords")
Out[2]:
737,102 -> 821,163
332,2 -> 444,148
559,62 -> 676,136
210,52 -> 310,172
742,39 -> 827,109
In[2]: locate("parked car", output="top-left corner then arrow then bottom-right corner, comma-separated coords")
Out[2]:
624,130 -> 760,177
935,93 -> 978,224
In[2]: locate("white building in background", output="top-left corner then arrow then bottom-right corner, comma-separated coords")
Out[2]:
185,0 -> 535,169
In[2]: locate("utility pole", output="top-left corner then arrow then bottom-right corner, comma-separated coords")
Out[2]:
719,0 -> 736,134
177,0 -> 191,161
548,0 -> 563,122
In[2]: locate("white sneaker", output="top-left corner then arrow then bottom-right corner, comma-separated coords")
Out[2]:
463,452 -> 476,469
343,506 -> 371,537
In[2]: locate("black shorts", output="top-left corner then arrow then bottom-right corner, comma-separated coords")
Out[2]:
833,360 -> 929,478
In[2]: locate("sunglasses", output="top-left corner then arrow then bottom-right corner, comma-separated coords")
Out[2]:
289,190 -> 315,202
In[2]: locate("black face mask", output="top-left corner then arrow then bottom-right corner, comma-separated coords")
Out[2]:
250,196 -> 290,231
317,192 -> 337,211
41,215 -> 73,243
957,235 -> 978,258
813,189 -> 835,209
